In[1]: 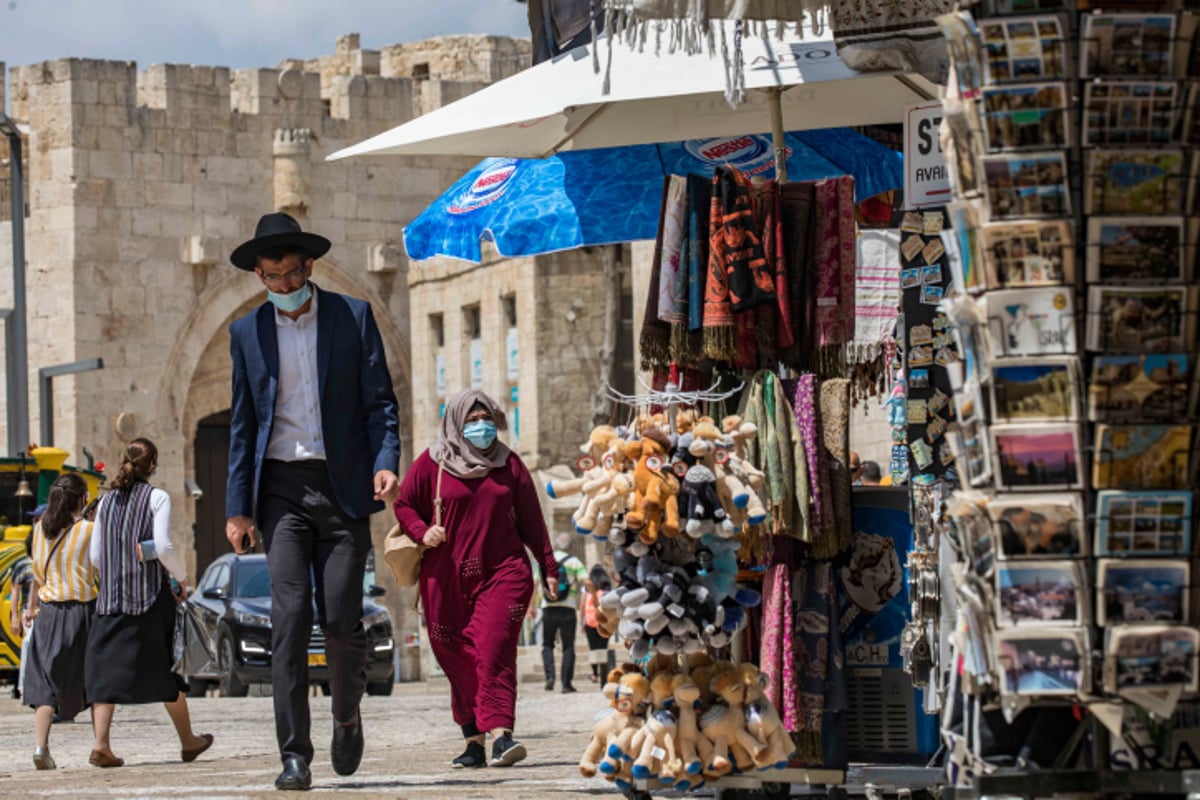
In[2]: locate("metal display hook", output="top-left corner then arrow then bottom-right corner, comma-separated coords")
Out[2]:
602,375 -> 745,432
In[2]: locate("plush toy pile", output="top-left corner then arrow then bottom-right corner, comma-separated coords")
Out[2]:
579,655 -> 795,794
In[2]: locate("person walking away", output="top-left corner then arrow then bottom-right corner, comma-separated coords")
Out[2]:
86,439 -> 213,768
393,389 -> 558,770
542,532 -> 586,693
581,563 -> 615,684
24,478 -> 94,769
224,212 -> 401,791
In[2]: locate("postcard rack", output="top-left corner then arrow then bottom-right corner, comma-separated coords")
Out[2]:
928,0 -> 1200,793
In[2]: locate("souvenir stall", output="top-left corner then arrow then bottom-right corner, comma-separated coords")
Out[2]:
926,0 -> 1200,795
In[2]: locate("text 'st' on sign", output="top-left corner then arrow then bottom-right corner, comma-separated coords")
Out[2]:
904,101 -> 952,209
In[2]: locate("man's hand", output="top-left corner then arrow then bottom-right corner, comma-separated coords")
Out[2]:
423,525 -> 446,548
544,574 -> 559,602
226,516 -> 257,554
374,470 -> 400,504
175,582 -> 189,603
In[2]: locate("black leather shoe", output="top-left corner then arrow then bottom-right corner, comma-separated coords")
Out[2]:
331,708 -> 364,776
275,756 -> 312,791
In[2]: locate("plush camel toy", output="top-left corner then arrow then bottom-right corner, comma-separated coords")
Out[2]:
631,671 -> 680,783
623,428 -> 681,544
594,668 -> 651,777
670,673 -> 705,783
720,416 -> 769,526
700,663 -> 767,776
546,425 -> 621,534
739,663 -> 794,770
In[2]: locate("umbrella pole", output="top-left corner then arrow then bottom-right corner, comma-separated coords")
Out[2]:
768,88 -> 788,185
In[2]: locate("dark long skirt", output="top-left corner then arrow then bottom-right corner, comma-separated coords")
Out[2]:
24,598 -> 95,721
86,581 -> 186,704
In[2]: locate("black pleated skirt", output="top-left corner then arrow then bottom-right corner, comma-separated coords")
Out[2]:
86,581 -> 186,704
24,598 -> 95,720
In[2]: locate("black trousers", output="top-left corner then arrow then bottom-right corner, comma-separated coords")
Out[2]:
260,459 -> 370,765
541,606 -> 576,687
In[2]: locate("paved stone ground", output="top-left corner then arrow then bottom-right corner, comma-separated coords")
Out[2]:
0,680 -> 618,799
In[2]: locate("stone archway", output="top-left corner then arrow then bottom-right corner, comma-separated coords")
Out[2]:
155,258 -> 411,581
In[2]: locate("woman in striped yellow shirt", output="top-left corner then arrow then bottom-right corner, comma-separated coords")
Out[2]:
25,472 -> 97,770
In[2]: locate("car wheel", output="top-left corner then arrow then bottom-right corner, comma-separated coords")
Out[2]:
366,681 -> 394,697
218,637 -> 249,698
186,678 -> 211,698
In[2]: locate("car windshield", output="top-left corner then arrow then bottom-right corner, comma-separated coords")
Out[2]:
235,560 -> 272,598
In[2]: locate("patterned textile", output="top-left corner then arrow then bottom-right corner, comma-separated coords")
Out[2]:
703,171 -> 737,359
657,174 -> 689,324
793,374 -> 831,549
778,182 -> 816,361
686,174 -> 712,332
640,177 -> 672,370
757,181 -> 789,356
830,0 -> 953,84
716,167 -> 776,312
850,229 -> 901,363
95,483 -> 163,616
812,177 -> 857,369
791,560 -> 846,762
760,562 -> 799,732
740,369 -> 808,538
819,377 -> 853,556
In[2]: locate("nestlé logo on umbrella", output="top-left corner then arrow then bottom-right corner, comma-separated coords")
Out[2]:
449,158 -> 519,215
686,135 -> 791,177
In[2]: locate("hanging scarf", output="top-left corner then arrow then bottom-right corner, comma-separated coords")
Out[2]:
792,560 -> 844,763
716,166 -> 776,312
739,369 -> 809,538
819,377 -> 853,556
812,176 -> 857,375
779,181 -> 817,365
686,174 -> 711,333
849,228 -> 901,403
639,177 -> 672,371
760,561 -> 799,732
703,171 -> 736,360
657,174 -> 688,324
755,180 -> 784,361
793,373 -> 832,550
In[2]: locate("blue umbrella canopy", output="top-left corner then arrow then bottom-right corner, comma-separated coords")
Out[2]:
404,128 -> 902,263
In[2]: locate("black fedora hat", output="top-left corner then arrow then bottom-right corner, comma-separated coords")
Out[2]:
230,212 -> 331,271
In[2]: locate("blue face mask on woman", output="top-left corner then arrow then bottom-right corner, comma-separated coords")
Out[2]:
463,420 -> 498,450
268,282 -> 312,313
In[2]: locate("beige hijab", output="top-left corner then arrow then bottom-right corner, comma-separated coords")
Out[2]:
431,389 -> 511,479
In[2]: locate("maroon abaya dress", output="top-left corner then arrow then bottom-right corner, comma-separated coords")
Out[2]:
394,449 -> 555,732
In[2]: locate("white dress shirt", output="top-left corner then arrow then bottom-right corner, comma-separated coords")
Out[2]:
89,487 -> 185,582
265,285 -> 326,461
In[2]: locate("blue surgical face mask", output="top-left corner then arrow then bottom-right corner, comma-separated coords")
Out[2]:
463,420 -> 498,450
267,282 -> 312,313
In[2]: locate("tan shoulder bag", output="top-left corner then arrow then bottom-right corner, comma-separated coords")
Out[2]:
384,460 -> 444,588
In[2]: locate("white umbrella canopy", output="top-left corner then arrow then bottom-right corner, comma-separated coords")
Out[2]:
329,30 -> 938,161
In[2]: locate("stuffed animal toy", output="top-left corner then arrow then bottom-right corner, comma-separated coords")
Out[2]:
580,668 -> 626,778
623,428 -> 681,544
670,673 -> 705,783
738,663 -> 794,770
683,423 -> 738,538
701,664 -> 767,776
596,668 -> 651,776
546,425 -> 624,535
719,416 -> 769,526
631,671 -> 681,783
574,470 -> 636,538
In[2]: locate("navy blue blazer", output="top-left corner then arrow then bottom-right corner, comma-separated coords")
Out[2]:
225,286 -> 401,522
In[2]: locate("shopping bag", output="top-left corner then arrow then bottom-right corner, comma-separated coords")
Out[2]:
173,604 -> 215,677
383,459 -> 444,589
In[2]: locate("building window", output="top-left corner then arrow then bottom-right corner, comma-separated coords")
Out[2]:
430,314 -> 445,418
502,295 -> 520,448
463,305 -> 482,389
412,63 -> 430,81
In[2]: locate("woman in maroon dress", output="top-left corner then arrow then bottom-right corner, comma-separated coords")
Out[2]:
394,389 -> 557,769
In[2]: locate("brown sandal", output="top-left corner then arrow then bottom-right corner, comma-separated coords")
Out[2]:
181,733 -> 214,763
89,749 -> 125,768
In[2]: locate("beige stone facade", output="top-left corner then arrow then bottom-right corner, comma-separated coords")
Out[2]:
0,34 -> 554,664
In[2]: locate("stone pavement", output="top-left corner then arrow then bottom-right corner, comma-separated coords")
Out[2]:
0,680 -> 617,799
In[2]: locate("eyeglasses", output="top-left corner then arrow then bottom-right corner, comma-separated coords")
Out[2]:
258,266 -> 307,289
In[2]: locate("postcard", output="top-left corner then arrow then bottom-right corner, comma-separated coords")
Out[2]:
982,82 -> 1070,151
942,108 -> 983,198
1083,81 -> 1177,146
983,153 -> 1070,220
1095,489 -> 1193,556
996,560 -> 1085,627
958,415 -> 995,488
990,422 -> 1084,491
1081,14 -> 1176,78
990,356 -> 1080,422
1085,149 -> 1184,216
1086,217 -> 1188,284
1106,625 -> 1199,694
1093,424 -> 1193,491
1085,285 -> 1193,352
996,628 -> 1088,696
985,287 -> 1077,356
979,15 -> 1068,82
989,492 -> 1085,558
1097,558 -> 1189,626
938,12 -> 990,99
1088,353 -> 1192,422
981,219 -> 1074,288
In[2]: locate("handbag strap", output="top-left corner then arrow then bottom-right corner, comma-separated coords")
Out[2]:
434,459 -> 445,529
40,521 -> 72,579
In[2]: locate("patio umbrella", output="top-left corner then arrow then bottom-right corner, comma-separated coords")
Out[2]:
403,127 -> 902,262
328,27 -> 936,171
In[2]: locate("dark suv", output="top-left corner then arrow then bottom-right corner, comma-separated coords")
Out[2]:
182,553 -> 394,697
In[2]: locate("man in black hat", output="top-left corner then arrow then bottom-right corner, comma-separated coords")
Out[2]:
224,213 -> 401,790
